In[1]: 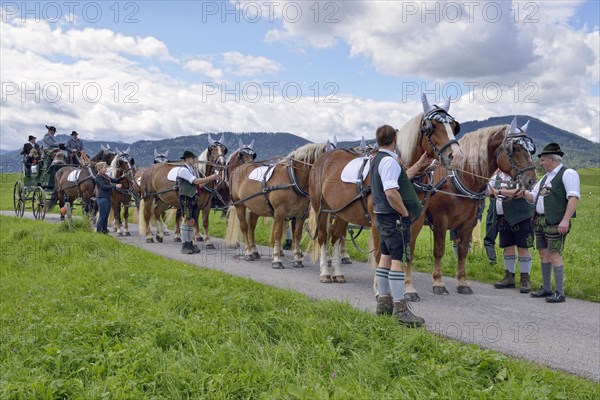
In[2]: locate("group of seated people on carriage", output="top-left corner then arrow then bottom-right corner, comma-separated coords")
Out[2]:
20,125 -> 85,179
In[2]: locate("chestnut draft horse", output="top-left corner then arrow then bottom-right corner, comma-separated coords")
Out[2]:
308,95 -> 464,283
108,147 -> 136,236
225,142 -> 329,269
50,150 -> 99,221
138,137 -> 228,243
404,118 -> 537,300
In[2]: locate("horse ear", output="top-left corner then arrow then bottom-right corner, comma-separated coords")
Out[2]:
125,145 -> 131,154
332,135 -> 338,148
441,97 -> 451,112
208,134 -> 215,145
360,136 -> 366,149
421,93 -> 434,114
239,139 -> 244,150
101,144 -> 106,151
509,117 -> 518,135
219,134 -> 225,144
115,147 -> 121,155
154,149 -> 158,157
248,140 -> 254,149
520,120 -> 530,133
164,149 -> 169,158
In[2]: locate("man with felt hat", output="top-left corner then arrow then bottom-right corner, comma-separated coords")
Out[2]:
66,131 -> 85,165
41,125 -> 66,168
177,150 -> 220,254
501,142 -> 580,303
20,135 -> 41,177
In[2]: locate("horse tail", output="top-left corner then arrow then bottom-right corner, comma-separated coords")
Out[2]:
367,230 -> 377,268
164,208 -> 177,225
308,208 -> 321,263
138,197 -> 149,236
224,205 -> 241,246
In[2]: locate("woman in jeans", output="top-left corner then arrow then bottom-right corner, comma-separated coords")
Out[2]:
95,161 -> 123,234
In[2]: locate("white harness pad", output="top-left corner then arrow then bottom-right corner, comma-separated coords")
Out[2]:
67,170 -> 81,182
167,167 -> 183,182
341,157 -> 371,183
248,165 -> 275,182
136,176 -> 142,187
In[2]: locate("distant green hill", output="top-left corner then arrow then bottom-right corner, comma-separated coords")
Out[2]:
1,116 -> 597,170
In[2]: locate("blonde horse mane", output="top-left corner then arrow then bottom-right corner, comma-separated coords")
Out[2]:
458,125 -> 508,177
108,151 -> 119,178
198,148 -> 208,175
287,143 -> 327,165
395,113 -> 424,165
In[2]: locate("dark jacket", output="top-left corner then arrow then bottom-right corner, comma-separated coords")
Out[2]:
21,142 -> 41,158
95,173 -> 123,199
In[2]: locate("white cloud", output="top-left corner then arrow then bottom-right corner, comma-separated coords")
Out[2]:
222,51 -> 282,77
183,59 -> 224,80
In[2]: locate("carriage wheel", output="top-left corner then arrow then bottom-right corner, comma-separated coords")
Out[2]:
32,187 -> 46,220
13,181 -> 25,217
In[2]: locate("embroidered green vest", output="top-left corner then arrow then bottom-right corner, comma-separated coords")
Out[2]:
491,174 -> 534,225
539,166 -> 575,225
178,167 -> 198,198
399,168 -> 423,219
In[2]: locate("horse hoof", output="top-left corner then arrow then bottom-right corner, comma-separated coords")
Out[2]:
163,232 -> 170,236
332,276 -> 346,283
117,232 -> 124,237
457,286 -> 473,295
404,292 -> 421,302
320,275 -> 332,283
156,236 -> 163,243
272,262 -> 284,269
251,252 -> 261,261
206,243 -> 216,250
244,255 -> 254,262
196,237 -> 204,242
293,261 -> 304,268
125,232 -> 131,237
145,238 -> 154,243
433,286 -> 449,295
173,237 -> 182,242
341,257 -> 352,264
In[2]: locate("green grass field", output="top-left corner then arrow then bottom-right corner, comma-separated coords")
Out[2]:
1,169 -> 599,302
1,216 -> 598,398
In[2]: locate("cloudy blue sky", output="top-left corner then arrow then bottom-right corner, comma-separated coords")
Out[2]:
1,0 -> 598,150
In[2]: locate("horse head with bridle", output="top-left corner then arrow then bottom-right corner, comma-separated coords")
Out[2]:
226,141 -> 330,269
404,117 -> 537,300
138,134 -> 227,244
108,147 -> 136,236
307,94 -> 464,284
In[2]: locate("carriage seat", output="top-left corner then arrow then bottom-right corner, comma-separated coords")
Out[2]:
340,156 -> 371,183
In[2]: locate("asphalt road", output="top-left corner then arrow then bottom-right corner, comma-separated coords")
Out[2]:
4,211 -> 599,381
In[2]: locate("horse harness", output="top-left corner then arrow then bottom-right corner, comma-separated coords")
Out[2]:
421,108 -> 460,160
232,159 -> 308,216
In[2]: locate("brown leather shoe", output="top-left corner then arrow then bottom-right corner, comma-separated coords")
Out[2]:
393,300 -> 425,328
494,270 -> 515,289
520,273 -> 531,293
375,295 -> 393,316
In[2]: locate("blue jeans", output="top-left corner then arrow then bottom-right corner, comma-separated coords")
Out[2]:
96,197 -> 111,233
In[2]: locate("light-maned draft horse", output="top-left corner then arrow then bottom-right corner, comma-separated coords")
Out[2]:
404,118 -> 537,300
108,147 -> 136,236
308,94 -> 464,283
193,134 -> 232,249
50,150 -> 99,221
226,142 -> 330,269
138,137 -> 228,243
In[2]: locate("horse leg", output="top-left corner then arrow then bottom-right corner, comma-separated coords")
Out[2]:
203,205 -> 215,250
154,201 -> 168,243
456,228 -> 474,294
405,215 -> 425,302
173,209 -> 182,242
317,214 -> 332,283
330,219 -> 348,283
141,198 -> 154,242
123,203 -> 131,236
236,206 -> 253,261
340,236 -> 352,264
432,224 -> 449,295
247,212 -> 261,261
271,213 -> 285,269
291,217 -> 304,268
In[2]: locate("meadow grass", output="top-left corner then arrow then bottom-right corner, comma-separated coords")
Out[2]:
1,216 -> 598,399
1,169 -> 598,302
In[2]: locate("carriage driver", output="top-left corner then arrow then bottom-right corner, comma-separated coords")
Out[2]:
178,150 -> 220,255
66,131 -> 84,165
41,125 -> 65,167
372,125 -> 432,327
20,135 -> 41,177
